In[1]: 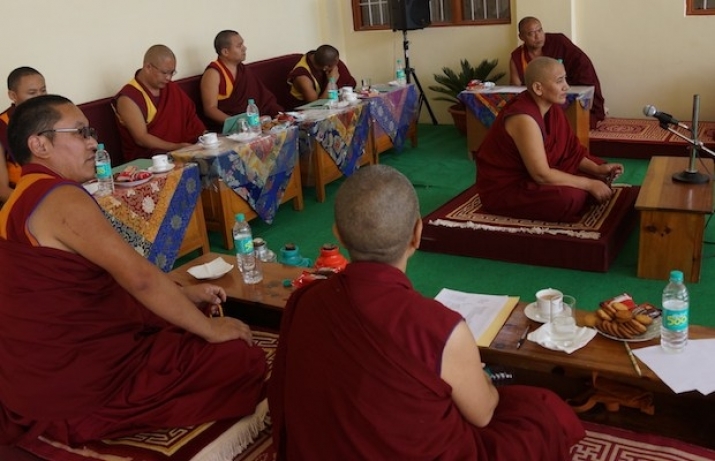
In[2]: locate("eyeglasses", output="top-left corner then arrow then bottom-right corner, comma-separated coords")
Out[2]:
150,63 -> 177,77
37,126 -> 98,140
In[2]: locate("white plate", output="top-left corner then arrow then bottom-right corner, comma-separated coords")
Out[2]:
524,302 -> 551,323
148,164 -> 175,174
227,132 -> 259,143
113,172 -> 153,187
187,257 -> 234,280
200,141 -> 220,148
595,317 -> 662,343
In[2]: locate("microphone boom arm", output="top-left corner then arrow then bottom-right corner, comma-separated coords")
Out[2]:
662,124 -> 715,159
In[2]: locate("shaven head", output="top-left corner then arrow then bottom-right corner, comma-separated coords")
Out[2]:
314,45 -> 339,67
334,165 -> 419,264
214,30 -> 238,54
518,16 -> 540,35
143,44 -> 175,65
524,56 -> 561,90
7,66 -> 42,91
8,94 -> 73,165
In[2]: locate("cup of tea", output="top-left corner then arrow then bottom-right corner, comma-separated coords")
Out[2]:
151,154 -> 170,170
199,132 -> 218,146
535,288 -> 563,319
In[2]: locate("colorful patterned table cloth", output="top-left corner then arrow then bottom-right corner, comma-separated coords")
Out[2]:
173,127 -> 299,224
366,84 -> 419,152
297,102 -> 370,177
97,163 -> 201,272
459,85 -> 595,128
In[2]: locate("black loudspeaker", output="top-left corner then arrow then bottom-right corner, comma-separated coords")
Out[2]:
389,0 -> 431,31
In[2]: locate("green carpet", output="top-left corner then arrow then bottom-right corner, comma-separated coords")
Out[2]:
185,124 -> 715,328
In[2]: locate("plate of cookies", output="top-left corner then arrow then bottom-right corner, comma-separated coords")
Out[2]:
585,294 -> 662,342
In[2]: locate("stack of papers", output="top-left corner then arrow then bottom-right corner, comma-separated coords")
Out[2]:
633,339 -> 715,395
435,288 -> 518,347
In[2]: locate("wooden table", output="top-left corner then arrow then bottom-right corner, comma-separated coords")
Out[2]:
635,156 -> 714,282
172,129 -> 304,251
461,85 -> 593,158
297,103 -> 373,202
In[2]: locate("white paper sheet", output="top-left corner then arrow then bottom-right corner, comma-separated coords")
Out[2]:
633,339 -> 715,395
434,288 -> 514,346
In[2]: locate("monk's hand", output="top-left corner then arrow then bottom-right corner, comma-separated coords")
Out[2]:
205,317 -> 254,345
601,163 -> 624,182
183,283 -> 227,306
588,179 -> 614,203
327,66 -> 339,80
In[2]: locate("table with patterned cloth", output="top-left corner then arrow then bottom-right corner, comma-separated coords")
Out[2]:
171,127 -> 303,250
96,162 -> 203,272
297,102 -> 372,202
459,85 -> 594,156
365,83 -> 419,159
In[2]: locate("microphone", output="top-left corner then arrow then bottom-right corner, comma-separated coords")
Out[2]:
643,105 -> 690,130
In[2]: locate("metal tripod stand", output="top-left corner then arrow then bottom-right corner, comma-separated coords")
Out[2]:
402,30 -> 438,125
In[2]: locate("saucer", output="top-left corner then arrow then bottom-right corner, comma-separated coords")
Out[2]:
227,132 -> 259,143
200,140 -> 220,148
524,302 -> 550,323
148,163 -> 175,174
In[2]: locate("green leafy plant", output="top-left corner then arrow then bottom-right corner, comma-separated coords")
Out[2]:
429,59 -> 506,106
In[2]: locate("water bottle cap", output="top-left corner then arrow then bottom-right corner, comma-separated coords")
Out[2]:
670,270 -> 684,283
98,143 -> 105,150
248,98 -> 255,104
235,213 -> 245,222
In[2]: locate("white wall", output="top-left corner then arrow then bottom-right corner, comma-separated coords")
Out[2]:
2,0 -> 713,123
0,0 -> 322,106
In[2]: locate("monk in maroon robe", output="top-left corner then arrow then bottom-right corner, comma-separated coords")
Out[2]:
113,45 -> 205,161
0,95 -> 266,446
268,164 -> 585,460
201,30 -> 283,132
286,44 -> 357,109
476,57 -> 623,222
510,17 -> 605,128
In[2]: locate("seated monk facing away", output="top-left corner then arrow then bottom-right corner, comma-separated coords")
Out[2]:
510,16 -> 606,128
286,44 -> 356,108
476,57 -> 623,223
0,95 -> 266,445
114,44 -> 205,161
200,30 -> 283,132
268,164 -> 585,460
0,66 -> 47,203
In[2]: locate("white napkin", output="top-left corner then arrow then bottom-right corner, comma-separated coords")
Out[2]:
187,257 -> 234,280
527,323 -> 597,354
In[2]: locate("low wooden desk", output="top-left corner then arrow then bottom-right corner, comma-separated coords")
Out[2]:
635,156 -> 714,282
483,302 -> 715,447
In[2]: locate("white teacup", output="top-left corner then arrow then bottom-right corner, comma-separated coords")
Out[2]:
535,288 -> 564,319
345,93 -> 358,103
151,154 -> 170,170
199,132 -> 218,145
340,86 -> 354,95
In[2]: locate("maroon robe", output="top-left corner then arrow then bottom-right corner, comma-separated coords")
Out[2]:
286,51 -> 357,109
203,60 -> 283,132
511,33 -> 605,128
0,164 -> 266,445
476,91 -> 605,222
0,105 -> 22,186
113,74 -> 206,161
268,262 -> 584,460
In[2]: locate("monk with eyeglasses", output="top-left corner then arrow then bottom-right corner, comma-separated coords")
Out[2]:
0,94 -> 266,446
114,44 -> 205,161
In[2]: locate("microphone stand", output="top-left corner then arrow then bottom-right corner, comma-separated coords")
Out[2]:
663,95 -> 713,184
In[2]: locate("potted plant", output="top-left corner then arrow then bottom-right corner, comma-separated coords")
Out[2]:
429,59 -> 506,135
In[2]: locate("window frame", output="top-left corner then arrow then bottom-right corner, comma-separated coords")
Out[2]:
686,0 -> 715,15
351,0 -> 511,32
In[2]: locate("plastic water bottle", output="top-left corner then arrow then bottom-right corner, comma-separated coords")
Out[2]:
327,77 -> 339,107
246,98 -> 261,134
661,270 -> 689,353
232,213 -> 263,284
395,59 -> 407,86
95,143 -> 114,197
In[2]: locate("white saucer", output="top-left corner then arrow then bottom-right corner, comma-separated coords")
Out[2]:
148,163 -> 175,174
524,302 -> 550,323
187,257 -> 234,280
200,141 -> 220,148
227,132 -> 259,143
